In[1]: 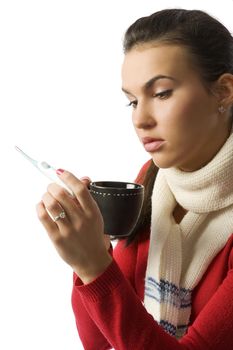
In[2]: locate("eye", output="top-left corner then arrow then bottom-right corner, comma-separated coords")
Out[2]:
153,89 -> 173,99
126,100 -> 138,108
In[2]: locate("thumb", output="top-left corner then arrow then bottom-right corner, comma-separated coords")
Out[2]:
80,176 -> 92,187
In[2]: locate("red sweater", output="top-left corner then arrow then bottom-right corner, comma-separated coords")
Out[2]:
71,161 -> 233,350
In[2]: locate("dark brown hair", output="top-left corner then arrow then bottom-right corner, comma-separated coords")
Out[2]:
117,9 -> 233,246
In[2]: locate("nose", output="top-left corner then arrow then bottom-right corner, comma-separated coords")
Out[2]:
132,100 -> 156,130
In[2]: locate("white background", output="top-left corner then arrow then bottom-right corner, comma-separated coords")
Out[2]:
0,0 -> 233,349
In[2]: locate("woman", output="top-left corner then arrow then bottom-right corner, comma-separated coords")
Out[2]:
36,9 -> 233,349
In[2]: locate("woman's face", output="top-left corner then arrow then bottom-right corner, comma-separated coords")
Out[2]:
121,44 -> 230,171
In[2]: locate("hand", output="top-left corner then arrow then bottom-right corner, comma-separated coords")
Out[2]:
36,170 -> 112,284
72,176 -> 111,251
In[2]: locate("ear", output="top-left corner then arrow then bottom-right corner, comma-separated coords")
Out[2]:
212,73 -> 233,107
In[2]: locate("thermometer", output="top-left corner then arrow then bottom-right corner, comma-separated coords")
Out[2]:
15,146 -> 74,196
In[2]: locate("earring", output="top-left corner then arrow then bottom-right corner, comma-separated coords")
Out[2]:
218,106 -> 226,114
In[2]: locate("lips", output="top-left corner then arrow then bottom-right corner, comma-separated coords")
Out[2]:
141,137 -> 165,152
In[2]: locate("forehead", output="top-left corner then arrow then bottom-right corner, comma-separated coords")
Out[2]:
121,44 -> 196,89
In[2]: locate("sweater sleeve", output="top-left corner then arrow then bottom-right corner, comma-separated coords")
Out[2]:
71,246 -> 113,350
74,257 -> 233,350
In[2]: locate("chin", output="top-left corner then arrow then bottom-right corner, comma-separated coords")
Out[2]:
151,154 -> 180,169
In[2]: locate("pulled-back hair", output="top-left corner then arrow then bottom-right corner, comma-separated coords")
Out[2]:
119,9 -> 233,246
123,9 -> 233,82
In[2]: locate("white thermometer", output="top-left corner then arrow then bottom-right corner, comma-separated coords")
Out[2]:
15,146 -> 74,196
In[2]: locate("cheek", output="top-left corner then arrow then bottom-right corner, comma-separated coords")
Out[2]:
161,91 -> 213,141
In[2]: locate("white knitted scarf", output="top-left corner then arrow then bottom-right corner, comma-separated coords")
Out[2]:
144,128 -> 233,339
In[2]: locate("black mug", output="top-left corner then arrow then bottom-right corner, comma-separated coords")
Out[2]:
89,181 -> 144,237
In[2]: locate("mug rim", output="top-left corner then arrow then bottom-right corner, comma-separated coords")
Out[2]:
89,181 -> 144,191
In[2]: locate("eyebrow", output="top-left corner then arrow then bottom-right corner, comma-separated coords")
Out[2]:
122,74 -> 176,96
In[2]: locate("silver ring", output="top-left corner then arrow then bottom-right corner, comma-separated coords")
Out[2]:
53,210 -> 66,222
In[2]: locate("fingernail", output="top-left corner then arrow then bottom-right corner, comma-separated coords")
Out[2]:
56,168 -> 65,175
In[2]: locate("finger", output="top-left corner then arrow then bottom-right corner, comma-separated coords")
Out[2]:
41,191 -> 71,228
56,170 -> 95,212
47,183 -> 83,222
36,201 -> 60,241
